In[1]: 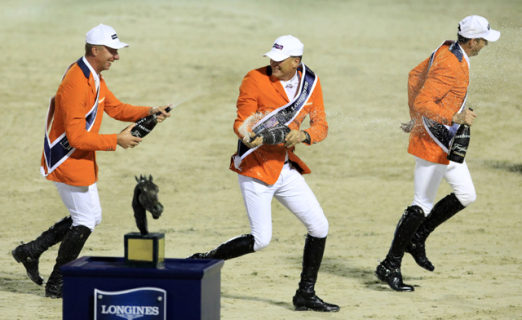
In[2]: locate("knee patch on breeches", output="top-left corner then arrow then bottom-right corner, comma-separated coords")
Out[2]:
253,234 -> 271,252
94,214 -> 102,228
72,217 -> 97,232
307,217 -> 329,239
454,190 -> 476,207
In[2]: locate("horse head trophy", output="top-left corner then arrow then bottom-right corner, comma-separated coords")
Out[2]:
132,175 -> 164,235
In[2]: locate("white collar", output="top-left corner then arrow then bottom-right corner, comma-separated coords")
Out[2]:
280,71 -> 299,88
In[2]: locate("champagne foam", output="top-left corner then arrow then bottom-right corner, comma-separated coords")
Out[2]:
238,111 -> 270,142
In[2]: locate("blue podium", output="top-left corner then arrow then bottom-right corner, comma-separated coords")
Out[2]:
61,256 -> 224,320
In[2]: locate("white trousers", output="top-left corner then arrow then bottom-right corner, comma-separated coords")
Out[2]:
412,157 -> 476,216
53,182 -> 102,231
238,163 -> 329,252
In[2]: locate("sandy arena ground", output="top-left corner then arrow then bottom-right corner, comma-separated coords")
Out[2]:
1,0 -> 521,319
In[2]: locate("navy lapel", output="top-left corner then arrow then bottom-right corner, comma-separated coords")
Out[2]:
449,42 -> 463,62
76,57 -> 97,96
76,57 -> 91,79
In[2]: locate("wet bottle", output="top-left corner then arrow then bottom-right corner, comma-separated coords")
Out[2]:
253,125 -> 291,145
130,106 -> 171,138
447,108 -> 472,164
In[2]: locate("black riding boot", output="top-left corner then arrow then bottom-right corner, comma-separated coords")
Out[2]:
293,235 -> 339,312
11,216 -> 73,286
406,193 -> 465,272
376,206 -> 425,292
187,234 -> 255,260
45,225 -> 91,299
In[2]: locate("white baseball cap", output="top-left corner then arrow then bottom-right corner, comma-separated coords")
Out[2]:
86,24 -> 129,49
263,35 -> 304,62
458,15 -> 500,42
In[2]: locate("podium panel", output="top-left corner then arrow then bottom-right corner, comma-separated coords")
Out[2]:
61,256 -> 224,320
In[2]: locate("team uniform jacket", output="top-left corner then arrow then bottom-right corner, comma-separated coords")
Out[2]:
41,58 -> 151,186
229,66 -> 328,185
407,42 -> 469,165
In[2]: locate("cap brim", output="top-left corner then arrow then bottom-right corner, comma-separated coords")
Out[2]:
263,50 -> 290,62
483,29 -> 500,42
105,41 -> 129,49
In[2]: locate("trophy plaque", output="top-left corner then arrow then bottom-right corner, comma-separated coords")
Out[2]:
124,232 -> 165,268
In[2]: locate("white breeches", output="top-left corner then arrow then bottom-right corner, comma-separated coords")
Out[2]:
238,163 -> 329,252
54,182 -> 102,231
412,156 -> 476,216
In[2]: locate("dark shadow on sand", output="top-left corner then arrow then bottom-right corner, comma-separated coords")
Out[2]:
0,272 -> 46,297
483,160 -> 522,174
315,256 -> 425,292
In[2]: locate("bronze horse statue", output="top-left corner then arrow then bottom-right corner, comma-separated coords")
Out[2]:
133,175 -> 164,235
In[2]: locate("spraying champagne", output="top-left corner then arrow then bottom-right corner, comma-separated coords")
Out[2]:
128,106 -> 172,138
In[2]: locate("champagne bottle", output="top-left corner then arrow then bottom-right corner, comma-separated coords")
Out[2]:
253,125 -> 291,145
129,106 -> 171,138
447,108 -> 472,164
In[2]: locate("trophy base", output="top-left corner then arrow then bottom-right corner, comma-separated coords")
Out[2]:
124,232 -> 165,268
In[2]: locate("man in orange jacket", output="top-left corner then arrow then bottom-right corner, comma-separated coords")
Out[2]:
375,16 -> 500,291
189,35 -> 339,312
12,24 -> 170,298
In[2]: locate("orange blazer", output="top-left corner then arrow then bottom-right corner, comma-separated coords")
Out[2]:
229,66 -> 328,185
41,58 -> 151,186
407,42 -> 469,165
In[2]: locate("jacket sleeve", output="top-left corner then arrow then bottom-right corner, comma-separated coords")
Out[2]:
413,56 -> 458,126
233,71 -> 259,139
103,82 -> 151,122
59,79 -> 118,152
408,58 -> 430,110
303,78 -> 328,145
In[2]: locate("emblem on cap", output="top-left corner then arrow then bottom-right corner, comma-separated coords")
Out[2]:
111,34 -> 118,40
273,43 -> 284,50
487,24 -> 490,30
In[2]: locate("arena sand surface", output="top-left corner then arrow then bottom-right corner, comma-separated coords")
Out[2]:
1,0 -> 521,319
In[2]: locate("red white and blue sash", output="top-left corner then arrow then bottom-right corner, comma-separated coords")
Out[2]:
422,41 -> 468,153
233,63 -> 318,169
41,58 -> 100,176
